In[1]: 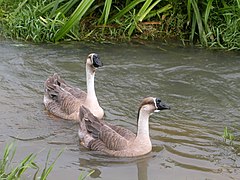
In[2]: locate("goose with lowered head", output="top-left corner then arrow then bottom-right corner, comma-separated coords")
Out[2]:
44,53 -> 104,120
78,97 -> 170,157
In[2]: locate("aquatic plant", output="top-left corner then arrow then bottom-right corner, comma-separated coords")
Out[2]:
222,127 -> 235,145
0,142 -> 93,180
0,142 -> 63,180
78,170 -> 95,180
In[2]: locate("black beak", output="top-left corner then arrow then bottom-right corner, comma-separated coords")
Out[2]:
155,98 -> 170,110
92,54 -> 103,68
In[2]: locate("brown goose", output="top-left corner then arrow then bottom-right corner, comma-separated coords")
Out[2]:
78,97 -> 170,157
43,53 -> 104,120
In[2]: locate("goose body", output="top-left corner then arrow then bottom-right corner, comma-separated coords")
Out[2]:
44,53 -> 104,120
78,97 -> 170,157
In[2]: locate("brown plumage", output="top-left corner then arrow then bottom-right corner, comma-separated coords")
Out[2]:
43,53 -> 104,120
78,97 -> 170,157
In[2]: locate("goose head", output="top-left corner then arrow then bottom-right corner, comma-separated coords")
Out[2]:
139,97 -> 170,115
136,97 -> 170,139
86,53 -> 103,71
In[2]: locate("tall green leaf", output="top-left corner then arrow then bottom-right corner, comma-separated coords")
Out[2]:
204,0 -> 214,33
109,0 -> 145,22
40,149 -> 64,180
54,0 -> 94,41
187,0 -> 191,24
55,0 -> 80,17
139,0 -> 161,21
128,0 -> 160,36
98,0 -> 112,25
190,13 -> 197,43
191,0 -> 208,46
137,0 -> 153,20
145,4 -> 172,19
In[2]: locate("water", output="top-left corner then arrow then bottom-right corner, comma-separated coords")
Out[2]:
0,39 -> 240,179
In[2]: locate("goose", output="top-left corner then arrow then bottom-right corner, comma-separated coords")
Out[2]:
43,53 -> 104,120
78,97 -> 170,157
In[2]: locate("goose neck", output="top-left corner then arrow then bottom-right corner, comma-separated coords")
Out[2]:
136,110 -> 150,139
86,65 -> 96,98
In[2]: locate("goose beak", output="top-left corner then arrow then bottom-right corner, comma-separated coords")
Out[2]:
158,101 -> 170,110
155,98 -> 170,111
92,54 -> 103,68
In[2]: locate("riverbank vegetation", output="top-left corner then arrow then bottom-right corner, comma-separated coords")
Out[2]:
0,0 -> 239,50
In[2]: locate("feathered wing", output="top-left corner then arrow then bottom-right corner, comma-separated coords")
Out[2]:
79,106 -> 130,151
44,74 -> 85,119
106,123 -> 136,141
45,73 -> 87,99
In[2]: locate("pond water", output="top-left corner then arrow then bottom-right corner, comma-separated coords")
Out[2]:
0,38 -> 240,179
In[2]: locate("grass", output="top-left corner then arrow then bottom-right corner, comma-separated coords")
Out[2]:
222,127 -> 235,145
0,142 -> 93,180
0,0 -> 239,50
0,142 -> 63,180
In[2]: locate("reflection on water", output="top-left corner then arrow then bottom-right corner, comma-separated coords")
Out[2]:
0,39 -> 240,179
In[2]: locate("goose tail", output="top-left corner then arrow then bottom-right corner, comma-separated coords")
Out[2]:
44,73 -> 64,91
78,106 -> 98,148
44,74 -> 60,100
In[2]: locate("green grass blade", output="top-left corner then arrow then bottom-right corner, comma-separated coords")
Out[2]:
187,0 -> 191,24
7,153 -> 36,179
16,154 -> 36,178
191,0 -> 207,46
13,0 -> 28,15
128,0 -> 159,36
50,0 -> 63,17
78,170 -> 95,180
128,20 -> 137,36
104,0 -> 112,25
204,0 -> 213,25
0,142 -> 15,174
40,0 -> 65,15
145,4 -> 172,19
109,0 -> 145,22
54,0 -> 95,41
190,13 -> 196,43
204,0 -> 214,33
237,0 -> 240,8
137,0 -> 153,19
98,0 -> 112,25
216,27 -> 224,48
55,0 -> 80,16
139,0 -> 161,22
40,149 -> 64,180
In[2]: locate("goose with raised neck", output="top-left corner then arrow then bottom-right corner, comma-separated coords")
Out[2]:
43,53 -> 104,120
78,97 -> 170,157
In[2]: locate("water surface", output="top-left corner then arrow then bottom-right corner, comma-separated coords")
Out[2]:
0,39 -> 239,179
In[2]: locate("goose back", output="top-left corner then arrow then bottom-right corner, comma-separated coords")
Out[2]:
79,106 -> 131,151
